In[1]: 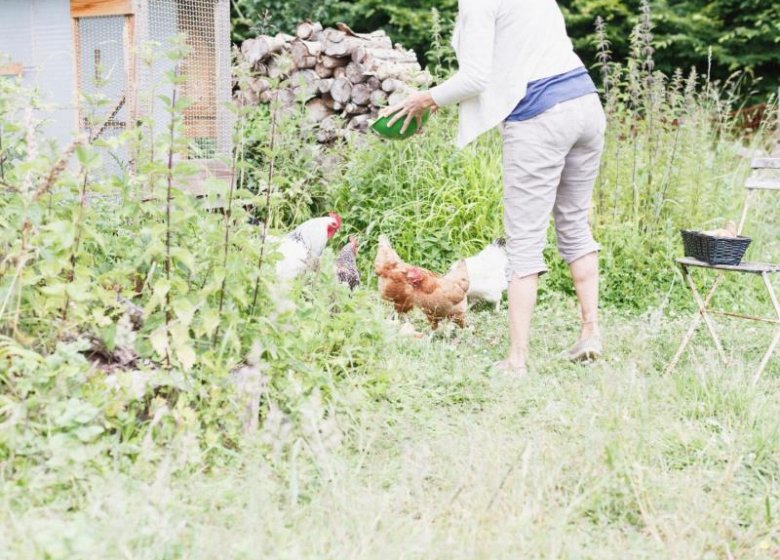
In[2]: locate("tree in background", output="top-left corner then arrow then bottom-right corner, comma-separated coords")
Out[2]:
561,0 -> 779,99
232,0 -> 342,38
231,0 -> 779,99
231,0 -> 457,65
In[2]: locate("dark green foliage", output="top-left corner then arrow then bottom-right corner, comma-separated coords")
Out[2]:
561,0 -> 780,98
232,0 -> 779,98
231,0 -> 458,66
231,0 -> 342,38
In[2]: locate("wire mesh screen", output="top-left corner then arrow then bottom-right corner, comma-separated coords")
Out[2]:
76,15 -> 129,174
136,0 -> 232,159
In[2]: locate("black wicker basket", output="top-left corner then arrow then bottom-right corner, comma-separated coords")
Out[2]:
681,230 -> 752,265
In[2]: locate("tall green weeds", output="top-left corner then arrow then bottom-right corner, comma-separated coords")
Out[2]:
0,43 -> 391,487
323,3 -> 777,310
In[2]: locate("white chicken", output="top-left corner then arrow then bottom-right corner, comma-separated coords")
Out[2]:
457,238 -> 508,311
271,213 -> 342,280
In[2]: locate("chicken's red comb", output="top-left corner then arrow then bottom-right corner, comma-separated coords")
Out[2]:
329,212 -> 342,230
406,267 -> 423,286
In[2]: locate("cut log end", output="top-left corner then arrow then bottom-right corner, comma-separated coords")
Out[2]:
296,21 -> 323,40
330,78 -> 353,105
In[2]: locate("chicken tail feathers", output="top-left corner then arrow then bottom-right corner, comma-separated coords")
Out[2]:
444,259 -> 470,291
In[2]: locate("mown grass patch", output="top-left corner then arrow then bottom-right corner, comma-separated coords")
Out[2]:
3,305 -> 778,559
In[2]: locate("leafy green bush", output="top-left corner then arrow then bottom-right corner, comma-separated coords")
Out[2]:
329,111 -> 503,276
231,0 -> 457,67
237,103 -> 346,229
231,0 -> 342,39
561,0 -> 780,99
0,47 -> 393,484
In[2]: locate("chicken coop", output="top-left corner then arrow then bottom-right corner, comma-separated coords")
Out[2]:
0,0 -> 233,182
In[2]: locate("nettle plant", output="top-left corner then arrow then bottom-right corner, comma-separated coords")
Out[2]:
574,2 -> 778,310
0,42 -> 390,476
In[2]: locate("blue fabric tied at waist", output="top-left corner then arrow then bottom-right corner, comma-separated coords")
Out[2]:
506,66 -> 598,122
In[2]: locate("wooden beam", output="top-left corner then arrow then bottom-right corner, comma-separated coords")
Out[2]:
752,157 -> 780,170
72,17 -> 82,134
71,0 -> 134,18
746,174 -> 780,190
123,14 -> 136,130
0,63 -> 23,76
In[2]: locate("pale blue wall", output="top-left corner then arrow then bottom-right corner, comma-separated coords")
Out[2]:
0,0 -> 77,146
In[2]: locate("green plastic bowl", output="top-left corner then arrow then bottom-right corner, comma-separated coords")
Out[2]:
371,109 -> 431,140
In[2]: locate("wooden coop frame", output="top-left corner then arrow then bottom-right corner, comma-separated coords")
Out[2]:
70,0 -> 233,187
0,63 -> 25,77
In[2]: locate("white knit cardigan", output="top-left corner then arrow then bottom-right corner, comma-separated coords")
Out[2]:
429,0 -> 584,148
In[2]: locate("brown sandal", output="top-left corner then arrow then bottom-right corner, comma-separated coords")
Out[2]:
565,336 -> 603,363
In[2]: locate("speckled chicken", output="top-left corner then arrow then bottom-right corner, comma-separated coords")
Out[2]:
335,235 -> 361,290
269,213 -> 342,281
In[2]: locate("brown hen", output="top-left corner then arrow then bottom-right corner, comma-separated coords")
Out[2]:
374,235 -> 416,314
374,235 -> 470,328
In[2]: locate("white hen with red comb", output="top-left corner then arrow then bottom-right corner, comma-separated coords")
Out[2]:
272,213 -> 342,281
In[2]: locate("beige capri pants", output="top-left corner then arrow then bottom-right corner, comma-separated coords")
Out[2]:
502,93 -> 606,280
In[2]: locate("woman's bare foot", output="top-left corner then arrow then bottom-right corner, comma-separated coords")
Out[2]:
493,359 -> 528,377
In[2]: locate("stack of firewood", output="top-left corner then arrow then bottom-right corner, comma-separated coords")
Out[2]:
237,22 -> 432,143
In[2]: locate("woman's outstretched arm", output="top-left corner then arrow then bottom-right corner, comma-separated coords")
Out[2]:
383,0 -> 499,132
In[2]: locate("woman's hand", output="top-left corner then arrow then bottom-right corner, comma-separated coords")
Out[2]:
380,90 -> 439,134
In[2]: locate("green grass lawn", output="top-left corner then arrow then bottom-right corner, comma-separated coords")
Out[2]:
4,302 -> 779,559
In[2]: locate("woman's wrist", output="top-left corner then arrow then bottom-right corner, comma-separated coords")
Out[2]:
428,87 -> 445,109
422,91 -> 437,109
